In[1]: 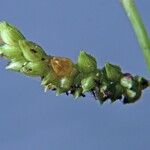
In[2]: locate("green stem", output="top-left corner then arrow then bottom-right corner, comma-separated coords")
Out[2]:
120,0 -> 150,71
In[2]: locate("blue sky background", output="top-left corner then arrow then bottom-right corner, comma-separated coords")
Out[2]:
0,0 -> 150,150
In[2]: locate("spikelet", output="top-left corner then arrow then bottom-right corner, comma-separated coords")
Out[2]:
0,21 -> 25,45
19,40 -> 47,62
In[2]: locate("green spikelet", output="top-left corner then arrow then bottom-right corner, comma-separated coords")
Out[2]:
104,63 -> 122,81
81,75 -> 96,93
135,76 -> 149,90
41,68 -> 60,87
120,73 -> 133,89
73,88 -> 83,99
0,44 -> 23,60
20,61 -> 48,76
60,77 -> 73,91
77,51 -> 97,73
0,21 -> 149,105
6,60 -> 26,72
111,84 -> 124,102
19,40 -> 47,62
0,21 -> 25,45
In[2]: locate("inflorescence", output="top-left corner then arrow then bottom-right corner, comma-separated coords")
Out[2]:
0,22 -> 149,104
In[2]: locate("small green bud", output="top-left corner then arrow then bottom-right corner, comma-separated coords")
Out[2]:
135,76 -> 149,90
0,21 -> 25,45
44,83 -> 56,92
6,60 -> 26,72
56,88 -> 66,96
73,72 -> 84,85
0,44 -> 23,60
73,88 -> 83,99
60,77 -> 73,90
97,80 -> 114,104
104,63 -> 122,81
120,73 -> 133,89
77,51 -> 97,73
19,40 -> 47,62
126,89 -> 136,98
20,61 -> 47,76
41,71 -> 59,86
123,88 -> 141,104
97,85 -> 108,104
81,76 -> 96,93
111,84 -> 124,102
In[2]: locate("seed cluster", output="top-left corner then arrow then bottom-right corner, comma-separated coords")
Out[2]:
0,21 -> 149,104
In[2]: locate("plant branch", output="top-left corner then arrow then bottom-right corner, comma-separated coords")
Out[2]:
120,0 -> 150,71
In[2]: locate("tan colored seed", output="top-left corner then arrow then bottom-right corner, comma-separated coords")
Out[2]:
51,57 -> 74,76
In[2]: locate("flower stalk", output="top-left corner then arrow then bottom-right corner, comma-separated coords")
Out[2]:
120,0 -> 150,71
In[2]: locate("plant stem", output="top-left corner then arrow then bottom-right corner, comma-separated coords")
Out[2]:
120,0 -> 150,71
